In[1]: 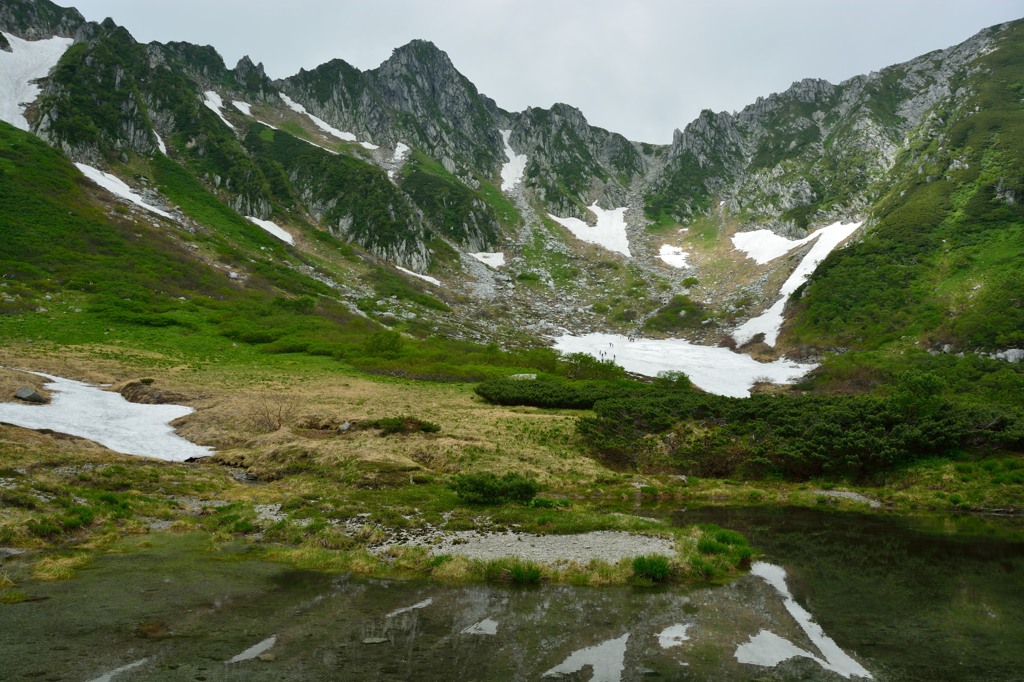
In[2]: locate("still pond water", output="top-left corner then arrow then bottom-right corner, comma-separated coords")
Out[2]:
1,507 -> 1021,681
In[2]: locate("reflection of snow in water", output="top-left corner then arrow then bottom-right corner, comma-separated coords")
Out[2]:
0,372 -> 213,461
386,598 -> 433,618
461,618 -> 499,635
658,623 -> 691,649
553,332 -> 816,398
736,562 -> 872,679
226,635 -> 278,663
543,633 -> 629,681
85,658 -> 149,682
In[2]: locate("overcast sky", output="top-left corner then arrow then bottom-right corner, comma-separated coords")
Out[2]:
74,0 -> 1024,143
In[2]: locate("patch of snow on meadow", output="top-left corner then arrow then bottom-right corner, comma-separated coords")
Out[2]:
393,142 -> 410,162
203,91 -> 234,130
659,244 -> 690,268
0,372 -> 213,461
549,204 -> 631,257
470,252 -> 505,268
737,562 -> 873,679
543,633 -> 629,681
499,129 -> 527,191
246,216 -> 294,245
396,266 -> 441,286
232,100 -> 252,116
0,32 -> 73,131
732,221 -> 861,347
553,333 -> 815,398
74,163 -> 172,219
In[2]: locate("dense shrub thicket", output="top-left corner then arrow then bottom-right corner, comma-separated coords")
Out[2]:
577,372 -> 1023,480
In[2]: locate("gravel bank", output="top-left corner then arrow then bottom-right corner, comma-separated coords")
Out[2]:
397,530 -> 677,565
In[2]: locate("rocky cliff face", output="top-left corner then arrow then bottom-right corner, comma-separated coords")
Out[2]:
0,0 -> 83,40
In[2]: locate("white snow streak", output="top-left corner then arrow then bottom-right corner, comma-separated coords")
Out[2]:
74,163 -> 173,219
549,204 -> 631,257
732,221 -> 861,347
203,90 -> 234,130
226,635 -> 278,663
0,32 -> 73,131
553,333 -> 816,398
543,633 -> 629,681
154,132 -> 167,154
736,562 -> 872,679
232,100 -> 253,116
385,598 -> 433,618
0,372 -> 213,461
499,129 -> 527,191
396,266 -> 441,286
470,252 -> 505,268
246,216 -> 294,245
280,92 -> 358,141
658,244 -> 690,268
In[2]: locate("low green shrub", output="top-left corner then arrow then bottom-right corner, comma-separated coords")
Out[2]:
363,416 -> 440,435
450,472 -> 540,505
632,554 -> 672,582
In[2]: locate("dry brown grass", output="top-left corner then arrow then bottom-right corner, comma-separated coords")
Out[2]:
31,554 -> 91,581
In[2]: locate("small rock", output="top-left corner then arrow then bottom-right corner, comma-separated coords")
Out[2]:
14,387 -> 45,403
362,637 -> 389,645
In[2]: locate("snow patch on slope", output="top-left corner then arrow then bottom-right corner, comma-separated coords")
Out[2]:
499,129 -> 527,191
246,216 -> 294,245
549,204 -> 631,257
659,244 -> 690,268
75,163 -> 173,219
470,252 -> 505,268
0,32 -> 74,131
732,221 -> 861,347
279,92 -> 376,148
396,266 -> 441,286
232,100 -> 252,116
203,91 -> 234,130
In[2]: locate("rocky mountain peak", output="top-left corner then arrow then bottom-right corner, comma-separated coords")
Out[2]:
0,0 -> 84,40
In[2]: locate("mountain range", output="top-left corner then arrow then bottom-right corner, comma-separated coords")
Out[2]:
1,0 -> 1022,367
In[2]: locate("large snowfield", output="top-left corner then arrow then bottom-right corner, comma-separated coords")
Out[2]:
553,333 -> 816,398
732,221 -> 862,347
0,32 -> 73,131
0,372 -> 213,461
549,204 -> 632,257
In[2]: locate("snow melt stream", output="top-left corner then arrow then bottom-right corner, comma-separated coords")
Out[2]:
553,333 -> 815,398
0,372 -> 213,461
0,32 -> 73,131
